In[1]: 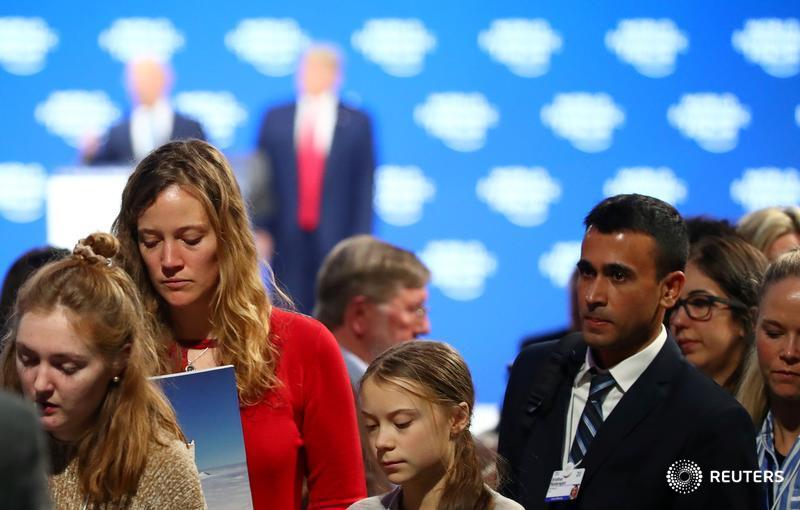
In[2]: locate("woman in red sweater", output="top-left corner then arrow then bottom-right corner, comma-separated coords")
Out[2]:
112,139 -> 366,509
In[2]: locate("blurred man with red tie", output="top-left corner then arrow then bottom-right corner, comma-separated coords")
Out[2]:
256,44 -> 376,313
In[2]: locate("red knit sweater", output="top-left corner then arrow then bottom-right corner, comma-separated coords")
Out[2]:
240,308 -> 366,509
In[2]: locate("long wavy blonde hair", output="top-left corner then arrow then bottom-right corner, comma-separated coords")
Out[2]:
0,233 -> 185,505
112,139 -> 278,405
737,250 -> 800,424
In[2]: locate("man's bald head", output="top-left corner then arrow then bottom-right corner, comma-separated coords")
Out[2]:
126,58 -> 172,107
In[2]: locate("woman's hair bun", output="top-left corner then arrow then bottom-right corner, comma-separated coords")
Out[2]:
73,232 -> 120,265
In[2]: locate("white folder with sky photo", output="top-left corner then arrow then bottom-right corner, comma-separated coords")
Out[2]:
151,365 -> 253,510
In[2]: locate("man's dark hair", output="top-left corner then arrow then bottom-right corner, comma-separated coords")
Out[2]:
584,194 -> 689,278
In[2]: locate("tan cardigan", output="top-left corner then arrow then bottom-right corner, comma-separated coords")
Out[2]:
49,439 -> 206,509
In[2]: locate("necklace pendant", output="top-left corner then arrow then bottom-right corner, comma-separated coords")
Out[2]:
185,365 -> 195,372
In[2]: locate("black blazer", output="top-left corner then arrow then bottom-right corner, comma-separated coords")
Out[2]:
497,334 -> 762,510
88,112 -> 206,166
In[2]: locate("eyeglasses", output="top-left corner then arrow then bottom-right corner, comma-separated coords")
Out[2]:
672,294 -> 746,322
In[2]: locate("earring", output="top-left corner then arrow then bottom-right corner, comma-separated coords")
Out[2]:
112,375 -> 121,383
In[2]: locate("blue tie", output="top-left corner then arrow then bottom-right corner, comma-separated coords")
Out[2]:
569,370 -> 616,465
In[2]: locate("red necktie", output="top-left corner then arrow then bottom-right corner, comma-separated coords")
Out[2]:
296,103 -> 326,231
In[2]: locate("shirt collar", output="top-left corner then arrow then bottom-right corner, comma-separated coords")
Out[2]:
340,347 -> 368,375
576,324 -> 668,393
298,90 -> 337,109
133,97 -> 171,117
381,486 -> 402,509
759,411 -> 776,455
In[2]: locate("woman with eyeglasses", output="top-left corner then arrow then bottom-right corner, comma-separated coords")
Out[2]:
669,235 -> 767,393
737,250 -> 800,510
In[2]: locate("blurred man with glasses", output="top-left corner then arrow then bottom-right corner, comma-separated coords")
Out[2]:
314,235 -> 431,387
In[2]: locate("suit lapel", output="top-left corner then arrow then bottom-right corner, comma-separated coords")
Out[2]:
578,337 -> 683,486
286,104 -> 299,194
325,103 -> 346,178
528,342 -> 585,500
121,119 -> 134,161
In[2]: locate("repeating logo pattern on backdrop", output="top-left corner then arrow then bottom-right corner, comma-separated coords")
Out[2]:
374,165 -> 436,227
351,18 -> 436,77
414,92 -> 499,151
605,18 -> 688,78
4,9 -> 800,411
174,91 -> 248,149
0,17 -> 58,75
419,240 -> 498,301
541,93 -> 625,152
732,18 -> 800,78
99,18 -> 185,62
0,163 -> 47,223
667,93 -> 751,153
476,166 -> 561,227
478,18 -> 562,77
604,167 -> 688,206
35,90 -> 121,147
225,18 -> 310,76
539,241 -> 582,289
730,168 -> 800,212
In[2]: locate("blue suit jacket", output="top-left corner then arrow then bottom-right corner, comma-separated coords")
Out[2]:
255,101 -> 375,309
497,334 -> 762,510
88,112 -> 206,165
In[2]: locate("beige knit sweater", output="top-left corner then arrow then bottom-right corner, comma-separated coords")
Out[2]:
49,438 -> 206,509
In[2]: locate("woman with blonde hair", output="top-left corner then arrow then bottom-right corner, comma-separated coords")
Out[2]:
351,340 -> 522,510
0,233 -> 204,509
112,139 -> 365,509
737,250 -> 800,509
738,206 -> 800,261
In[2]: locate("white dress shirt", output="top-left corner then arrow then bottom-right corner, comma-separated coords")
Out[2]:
294,91 -> 338,156
130,98 -> 174,162
561,325 -> 668,468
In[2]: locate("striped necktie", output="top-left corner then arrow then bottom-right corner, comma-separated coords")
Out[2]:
569,370 -> 616,465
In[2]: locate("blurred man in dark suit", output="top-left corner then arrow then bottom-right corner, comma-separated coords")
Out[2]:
0,390 -> 50,509
84,58 -> 205,165
255,44 -> 375,314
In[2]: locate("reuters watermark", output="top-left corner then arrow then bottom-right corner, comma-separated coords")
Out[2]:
666,459 -> 783,494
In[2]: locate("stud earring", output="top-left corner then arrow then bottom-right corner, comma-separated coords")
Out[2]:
112,375 -> 121,383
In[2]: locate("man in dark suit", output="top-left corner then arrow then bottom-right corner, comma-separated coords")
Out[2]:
255,45 -> 375,313
0,390 -> 50,509
84,58 -> 205,166
498,194 -> 761,509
